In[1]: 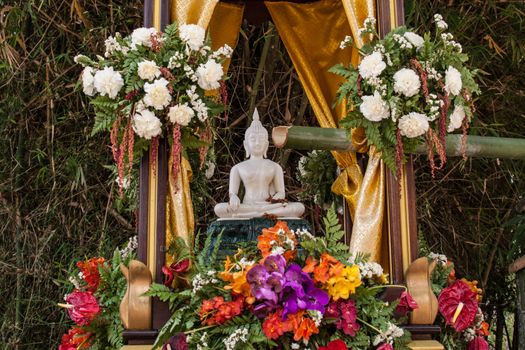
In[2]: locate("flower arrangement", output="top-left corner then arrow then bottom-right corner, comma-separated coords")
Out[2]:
148,209 -> 414,350
74,23 -> 231,190
428,253 -> 490,350
331,15 -> 480,178
57,237 -> 137,349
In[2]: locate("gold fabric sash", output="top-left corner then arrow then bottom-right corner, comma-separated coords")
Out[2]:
265,0 -> 386,263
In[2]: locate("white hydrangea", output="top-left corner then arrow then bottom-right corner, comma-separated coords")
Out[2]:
398,112 -> 429,138
131,27 -> 157,48
81,67 -> 96,96
445,66 -> 462,96
168,103 -> 194,126
373,323 -> 405,346
428,252 -> 448,266
137,60 -> 161,81
359,91 -> 390,122
358,51 -> 386,79
393,68 -> 421,97
93,66 -> 124,99
448,105 -> 466,132
179,24 -> 206,51
434,14 -> 448,30
404,32 -> 424,49
132,109 -> 162,139
224,326 -> 249,350
143,78 -> 172,110
196,59 -> 223,90
358,262 -> 384,279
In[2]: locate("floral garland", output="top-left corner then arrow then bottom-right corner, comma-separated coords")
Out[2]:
428,253 -> 490,350
75,23 -> 231,191
148,209 -> 415,350
57,237 -> 137,349
332,15 -> 480,178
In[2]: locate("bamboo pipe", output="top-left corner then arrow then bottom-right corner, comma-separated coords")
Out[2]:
272,126 -> 525,159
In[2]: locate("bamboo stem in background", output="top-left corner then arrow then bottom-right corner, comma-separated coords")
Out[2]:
272,126 -> 525,159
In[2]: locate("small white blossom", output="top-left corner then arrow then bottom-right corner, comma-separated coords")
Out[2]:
143,78 -> 172,110
358,262 -> 384,279
196,59 -> 223,90
205,161 -> 216,179
131,27 -> 157,48
186,86 -> 209,121
310,310 -> 323,327
179,24 -> 206,51
339,35 -> 353,49
104,34 -> 127,57
271,246 -> 285,256
81,67 -> 96,96
137,60 -> 161,81
293,228 -> 314,240
358,51 -> 386,79
212,44 -> 233,59
224,326 -> 249,350
445,66 -> 462,96
74,54 -> 88,65
448,105 -> 466,132
398,112 -> 429,138
168,52 -> 184,69
168,103 -> 194,126
393,33 -> 413,49
132,109 -> 162,139
373,323 -> 405,346
428,252 -> 448,266
364,16 -> 376,28
291,344 -> 301,350
93,66 -> 124,99
359,91 -> 390,122
463,328 -> 476,342
69,276 -> 82,290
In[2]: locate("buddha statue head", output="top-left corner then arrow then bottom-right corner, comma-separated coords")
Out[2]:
244,109 -> 268,159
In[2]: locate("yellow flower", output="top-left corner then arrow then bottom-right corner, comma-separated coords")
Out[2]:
327,265 -> 362,300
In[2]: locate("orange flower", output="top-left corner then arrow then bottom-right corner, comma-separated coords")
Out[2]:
199,296 -> 244,326
77,257 -> 106,292
258,230 -> 279,258
461,278 -> 483,302
257,221 -> 297,260
291,314 -> 319,342
262,310 -> 291,340
477,321 -> 490,336
309,253 -> 344,284
303,256 -> 317,274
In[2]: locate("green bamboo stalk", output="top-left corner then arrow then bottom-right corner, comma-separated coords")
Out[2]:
272,126 -> 525,159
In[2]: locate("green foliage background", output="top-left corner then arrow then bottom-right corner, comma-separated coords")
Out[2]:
0,0 -> 524,349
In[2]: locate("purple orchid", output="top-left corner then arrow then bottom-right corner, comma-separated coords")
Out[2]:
281,264 -> 329,319
247,255 -> 287,307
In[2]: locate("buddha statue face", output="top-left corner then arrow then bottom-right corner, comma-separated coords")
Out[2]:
244,109 -> 268,158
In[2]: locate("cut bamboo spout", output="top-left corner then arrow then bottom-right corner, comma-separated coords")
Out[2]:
272,126 -> 525,159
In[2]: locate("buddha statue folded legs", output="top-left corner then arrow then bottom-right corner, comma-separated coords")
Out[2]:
214,109 -> 305,219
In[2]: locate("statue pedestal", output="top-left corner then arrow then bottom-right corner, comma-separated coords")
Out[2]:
206,218 -> 311,256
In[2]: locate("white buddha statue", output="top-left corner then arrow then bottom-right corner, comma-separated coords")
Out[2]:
214,110 -> 305,219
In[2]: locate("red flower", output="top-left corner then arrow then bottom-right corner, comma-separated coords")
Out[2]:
76,257 -> 105,292
467,337 -> 489,350
58,327 -> 91,350
262,310 -> 291,340
318,339 -> 348,350
396,291 -> 419,315
162,333 -> 188,350
63,290 -> 101,326
438,280 -> 478,332
377,343 -> 394,350
162,259 -> 191,287
199,296 -> 244,326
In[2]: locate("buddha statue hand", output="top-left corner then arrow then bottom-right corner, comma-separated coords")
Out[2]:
229,193 -> 241,212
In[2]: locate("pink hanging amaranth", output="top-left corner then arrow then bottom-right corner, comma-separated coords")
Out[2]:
437,92 -> 450,169
395,127 -> 404,183
160,67 -> 175,94
126,118 -> 135,180
198,126 -> 211,169
150,136 -> 159,176
219,80 -> 229,121
171,125 -> 182,192
460,115 -> 469,160
357,75 -> 363,97
411,59 -> 429,100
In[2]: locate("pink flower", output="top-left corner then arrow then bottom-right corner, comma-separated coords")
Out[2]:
438,280 -> 478,332
377,343 -> 394,350
318,339 -> 348,350
396,291 -> 418,315
467,337 -> 489,350
62,290 -> 101,326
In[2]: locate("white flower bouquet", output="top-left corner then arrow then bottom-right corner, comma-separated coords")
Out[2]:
75,23 -> 231,189
331,15 -> 480,177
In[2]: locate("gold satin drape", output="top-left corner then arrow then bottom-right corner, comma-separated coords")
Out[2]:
166,1 -> 244,265
266,0 -> 387,264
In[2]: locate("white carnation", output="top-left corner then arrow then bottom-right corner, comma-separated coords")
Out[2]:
393,68 -> 421,97
196,59 -> 223,90
403,32 -> 424,49
131,27 -> 157,48
448,105 -> 466,132
137,60 -> 161,81
132,109 -> 162,139
81,67 -> 96,96
445,66 -> 462,96
358,51 -> 386,79
143,78 -> 172,110
359,91 -> 390,122
179,24 -> 205,51
168,103 -> 194,126
93,66 -> 124,99
398,112 -> 429,138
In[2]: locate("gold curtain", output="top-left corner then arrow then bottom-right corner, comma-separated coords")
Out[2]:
265,0 -> 387,264
166,1 -> 244,265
